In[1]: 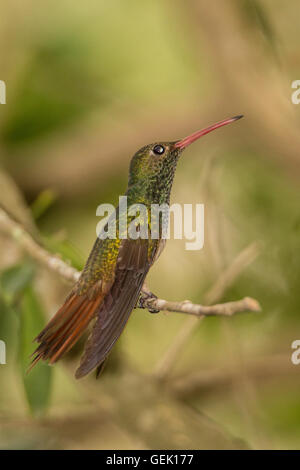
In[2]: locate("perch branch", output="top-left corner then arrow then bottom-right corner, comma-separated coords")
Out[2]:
145,296 -> 260,317
154,242 -> 261,378
0,206 -> 260,318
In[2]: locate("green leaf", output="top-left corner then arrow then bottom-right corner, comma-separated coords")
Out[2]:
30,189 -> 57,220
19,287 -> 52,416
2,36 -> 100,146
238,0 -> 277,52
0,261 -> 35,305
43,235 -> 84,271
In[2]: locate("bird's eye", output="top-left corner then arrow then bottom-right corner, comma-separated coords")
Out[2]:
153,145 -> 165,155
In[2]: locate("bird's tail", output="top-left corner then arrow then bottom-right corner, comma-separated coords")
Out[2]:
29,292 -> 103,370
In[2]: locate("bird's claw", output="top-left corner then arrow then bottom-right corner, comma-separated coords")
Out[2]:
137,291 -> 160,314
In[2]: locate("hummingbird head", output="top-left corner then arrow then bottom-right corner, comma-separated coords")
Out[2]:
128,140 -> 181,188
128,115 -> 243,202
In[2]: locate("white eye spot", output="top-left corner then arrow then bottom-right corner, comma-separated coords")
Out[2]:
153,145 -> 165,155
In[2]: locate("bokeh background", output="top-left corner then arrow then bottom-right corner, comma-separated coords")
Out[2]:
0,0 -> 300,450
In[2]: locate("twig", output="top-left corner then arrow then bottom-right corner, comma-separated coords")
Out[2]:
0,206 -> 79,283
154,242 -> 260,379
169,353 -> 295,399
147,296 -> 260,317
0,205 -> 260,319
204,242 -> 261,305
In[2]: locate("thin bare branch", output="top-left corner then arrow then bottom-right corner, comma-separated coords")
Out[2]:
0,205 -> 260,320
147,296 -> 260,317
169,354 -> 295,399
0,206 -> 80,283
154,242 -> 261,379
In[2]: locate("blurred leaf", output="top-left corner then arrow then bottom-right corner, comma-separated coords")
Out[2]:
0,261 -> 35,305
238,0 -> 277,52
30,189 -> 57,220
2,36 -> 101,146
18,287 -> 52,416
105,374 -> 250,449
43,235 -> 84,271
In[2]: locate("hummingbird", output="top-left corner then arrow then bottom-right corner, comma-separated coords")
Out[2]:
31,115 -> 243,378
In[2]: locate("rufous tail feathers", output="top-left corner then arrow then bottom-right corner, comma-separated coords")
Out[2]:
29,292 -> 103,370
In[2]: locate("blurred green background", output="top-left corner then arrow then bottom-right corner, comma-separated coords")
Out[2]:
0,0 -> 300,450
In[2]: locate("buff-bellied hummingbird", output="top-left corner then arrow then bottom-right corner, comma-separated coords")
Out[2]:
31,115 -> 243,378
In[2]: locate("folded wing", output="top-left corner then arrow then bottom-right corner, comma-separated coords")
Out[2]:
75,238 -> 153,378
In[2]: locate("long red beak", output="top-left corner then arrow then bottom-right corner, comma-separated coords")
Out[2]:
174,115 -> 243,149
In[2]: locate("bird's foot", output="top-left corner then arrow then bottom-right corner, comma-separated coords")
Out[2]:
137,290 -> 160,314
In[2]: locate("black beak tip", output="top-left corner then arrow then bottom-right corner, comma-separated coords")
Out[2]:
232,114 -> 244,121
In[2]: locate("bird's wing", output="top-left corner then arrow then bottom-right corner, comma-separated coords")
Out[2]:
30,277 -> 113,369
74,237 -> 154,378
30,236 -> 116,369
